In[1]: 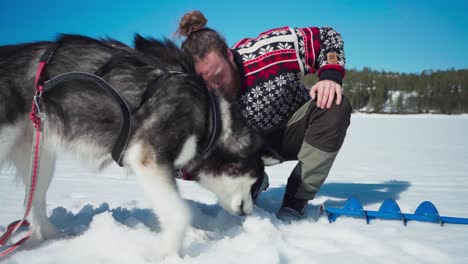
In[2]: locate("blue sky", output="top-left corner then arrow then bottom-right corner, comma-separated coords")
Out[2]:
1,0 -> 467,73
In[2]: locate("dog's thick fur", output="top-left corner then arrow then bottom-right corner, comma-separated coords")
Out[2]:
0,35 -> 264,256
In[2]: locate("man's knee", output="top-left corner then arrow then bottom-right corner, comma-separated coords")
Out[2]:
329,95 -> 352,128
305,95 -> 352,152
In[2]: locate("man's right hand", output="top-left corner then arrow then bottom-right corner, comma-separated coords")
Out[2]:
310,80 -> 343,109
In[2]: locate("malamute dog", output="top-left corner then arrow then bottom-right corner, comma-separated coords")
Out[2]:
0,34 -> 265,256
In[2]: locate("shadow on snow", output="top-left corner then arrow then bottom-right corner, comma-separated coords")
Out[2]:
46,179 -> 410,236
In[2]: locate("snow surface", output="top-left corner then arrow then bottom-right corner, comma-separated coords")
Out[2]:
1,114 -> 468,263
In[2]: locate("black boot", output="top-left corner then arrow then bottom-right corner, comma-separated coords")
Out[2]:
276,193 -> 308,222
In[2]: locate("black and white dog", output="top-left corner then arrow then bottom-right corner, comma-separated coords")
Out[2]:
0,35 -> 265,255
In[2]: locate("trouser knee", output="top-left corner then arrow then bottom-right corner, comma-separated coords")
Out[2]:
305,95 -> 352,152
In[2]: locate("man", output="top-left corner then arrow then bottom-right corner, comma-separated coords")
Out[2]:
177,10 -> 352,221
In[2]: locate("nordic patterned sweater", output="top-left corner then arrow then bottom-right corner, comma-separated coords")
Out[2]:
232,26 -> 345,133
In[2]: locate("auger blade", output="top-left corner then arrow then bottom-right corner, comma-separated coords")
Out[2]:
321,198 -> 468,226
366,199 -> 406,225
323,197 -> 367,223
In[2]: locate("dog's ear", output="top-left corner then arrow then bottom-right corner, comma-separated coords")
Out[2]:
134,34 -> 152,52
261,146 -> 283,166
134,34 -> 167,54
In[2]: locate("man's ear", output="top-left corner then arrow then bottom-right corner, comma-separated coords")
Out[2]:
261,146 -> 284,166
227,49 -> 234,64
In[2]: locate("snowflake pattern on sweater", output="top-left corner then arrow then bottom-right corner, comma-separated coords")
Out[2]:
233,26 -> 345,133
238,72 -> 310,131
317,27 -> 346,68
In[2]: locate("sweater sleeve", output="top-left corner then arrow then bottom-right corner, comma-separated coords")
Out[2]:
296,26 -> 346,85
317,26 -> 346,84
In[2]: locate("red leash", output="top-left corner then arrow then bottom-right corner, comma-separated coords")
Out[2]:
0,61 -> 47,258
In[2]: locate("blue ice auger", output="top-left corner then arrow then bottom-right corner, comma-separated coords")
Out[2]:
320,197 -> 468,226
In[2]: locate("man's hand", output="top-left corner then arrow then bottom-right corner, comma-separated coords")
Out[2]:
310,80 -> 342,109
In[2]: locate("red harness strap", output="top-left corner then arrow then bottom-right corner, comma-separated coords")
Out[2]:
182,169 -> 195,181
0,60 -> 47,258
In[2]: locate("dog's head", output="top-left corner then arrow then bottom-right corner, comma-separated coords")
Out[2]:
194,146 -> 265,216
189,98 -> 266,216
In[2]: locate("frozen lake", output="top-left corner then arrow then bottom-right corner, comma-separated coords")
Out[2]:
1,114 -> 468,263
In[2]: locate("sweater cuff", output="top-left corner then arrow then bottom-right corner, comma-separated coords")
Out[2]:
319,69 -> 343,86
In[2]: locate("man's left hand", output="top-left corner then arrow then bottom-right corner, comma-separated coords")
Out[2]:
309,80 -> 342,109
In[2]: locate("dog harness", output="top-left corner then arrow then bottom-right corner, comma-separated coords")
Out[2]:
35,42 -> 222,166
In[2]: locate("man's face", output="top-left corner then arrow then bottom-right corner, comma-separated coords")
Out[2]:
195,50 -> 240,100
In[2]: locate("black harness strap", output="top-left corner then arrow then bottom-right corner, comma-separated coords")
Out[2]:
43,72 -> 131,166
202,92 -> 222,156
94,51 -> 134,77
132,70 -> 172,113
39,42 -> 60,64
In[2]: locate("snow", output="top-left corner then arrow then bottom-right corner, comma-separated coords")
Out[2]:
1,114 -> 468,263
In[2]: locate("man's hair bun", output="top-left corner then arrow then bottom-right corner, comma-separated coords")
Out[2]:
177,10 -> 208,37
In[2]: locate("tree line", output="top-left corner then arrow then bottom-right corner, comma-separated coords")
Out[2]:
303,68 -> 468,114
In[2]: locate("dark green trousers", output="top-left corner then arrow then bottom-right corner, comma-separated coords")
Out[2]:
264,96 -> 352,200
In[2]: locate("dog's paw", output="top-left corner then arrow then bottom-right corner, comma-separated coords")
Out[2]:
32,221 -> 61,241
157,231 -> 184,258
158,244 -> 180,258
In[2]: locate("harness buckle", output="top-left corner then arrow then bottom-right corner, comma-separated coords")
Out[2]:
33,93 -> 46,121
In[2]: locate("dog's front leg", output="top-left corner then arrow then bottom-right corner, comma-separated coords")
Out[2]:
136,164 -> 191,257
127,143 -> 191,257
11,129 -> 59,242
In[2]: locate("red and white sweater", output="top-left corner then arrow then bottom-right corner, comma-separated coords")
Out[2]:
232,26 -> 345,133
